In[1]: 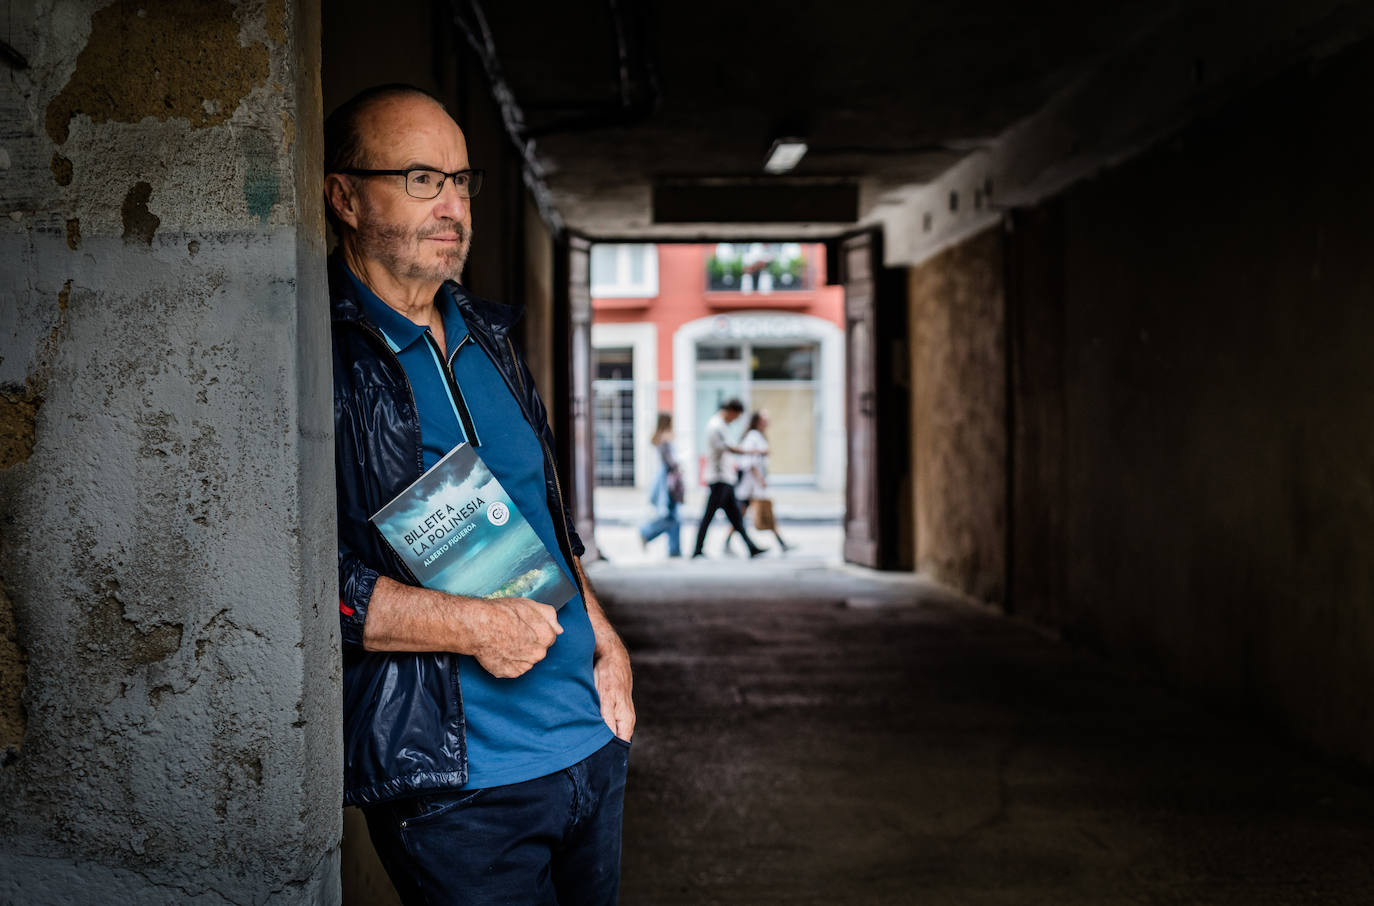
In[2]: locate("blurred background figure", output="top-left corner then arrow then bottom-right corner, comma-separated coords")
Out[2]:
637,412 -> 683,557
692,399 -> 766,558
727,410 -> 794,555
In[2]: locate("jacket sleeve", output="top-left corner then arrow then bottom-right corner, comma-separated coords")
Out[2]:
334,372 -> 380,649
338,542 -> 378,650
516,353 -> 586,559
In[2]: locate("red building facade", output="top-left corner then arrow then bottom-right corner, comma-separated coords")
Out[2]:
590,243 -> 846,490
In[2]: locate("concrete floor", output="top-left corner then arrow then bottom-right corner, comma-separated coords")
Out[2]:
586,555 -> 1374,905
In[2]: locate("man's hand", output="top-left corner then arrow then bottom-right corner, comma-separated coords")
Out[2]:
572,557 -> 636,741
593,634 -> 636,741
470,597 -> 563,678
362,577 -> 560,678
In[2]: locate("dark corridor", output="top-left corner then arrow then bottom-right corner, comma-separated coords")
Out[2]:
594,560 -> 1374,904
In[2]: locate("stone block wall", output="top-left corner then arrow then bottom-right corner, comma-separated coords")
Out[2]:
908,227 -> 1008,605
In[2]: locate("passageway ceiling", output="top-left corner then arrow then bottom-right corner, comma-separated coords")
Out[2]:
462,0 -> 1374,254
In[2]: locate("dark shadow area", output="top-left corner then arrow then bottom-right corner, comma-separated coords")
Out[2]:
591,564 -> 1374,905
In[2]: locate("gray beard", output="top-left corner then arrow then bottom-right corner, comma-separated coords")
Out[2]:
355,218 -> 471,284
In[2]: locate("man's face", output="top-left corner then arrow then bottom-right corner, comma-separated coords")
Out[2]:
722,409 -> 740,423
347,95 -> 474,283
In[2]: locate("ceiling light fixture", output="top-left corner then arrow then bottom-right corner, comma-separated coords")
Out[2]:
764,138 -> 808,174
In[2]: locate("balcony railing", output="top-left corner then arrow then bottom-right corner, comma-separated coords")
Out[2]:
706,242 -> 809,293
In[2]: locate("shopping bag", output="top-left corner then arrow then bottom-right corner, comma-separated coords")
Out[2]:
750,498 -> 776,531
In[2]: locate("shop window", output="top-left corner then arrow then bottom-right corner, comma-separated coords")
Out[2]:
752,345 -> 815,381
593,348 -> 636,486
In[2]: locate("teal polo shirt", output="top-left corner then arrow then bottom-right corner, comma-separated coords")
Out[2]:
347,265 -> 611,789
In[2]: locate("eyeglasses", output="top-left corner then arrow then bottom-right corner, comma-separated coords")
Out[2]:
335,167 -> 485,200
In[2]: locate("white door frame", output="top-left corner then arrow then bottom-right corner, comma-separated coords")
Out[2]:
672,312 -> 845,491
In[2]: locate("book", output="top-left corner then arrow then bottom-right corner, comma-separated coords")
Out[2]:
369,442 -> 577,609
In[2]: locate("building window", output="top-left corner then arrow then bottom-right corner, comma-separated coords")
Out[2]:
706,242 -> 808,293
590,244 -> 658,297
593,348 -> 636,486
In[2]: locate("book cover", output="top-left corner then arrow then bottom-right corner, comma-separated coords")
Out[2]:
370,442 -> 577,609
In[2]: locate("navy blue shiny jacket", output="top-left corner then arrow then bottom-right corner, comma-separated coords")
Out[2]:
331,254 -> 586,806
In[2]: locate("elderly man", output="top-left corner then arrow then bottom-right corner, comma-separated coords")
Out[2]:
325,84 -> 634,905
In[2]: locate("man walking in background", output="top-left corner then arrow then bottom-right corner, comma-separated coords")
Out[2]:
327,84 -> 633,905
691,398 -> 767,559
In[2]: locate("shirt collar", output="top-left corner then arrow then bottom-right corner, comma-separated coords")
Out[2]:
345,262 -> 429,352
437,285 -> 470,355
343,262 -> 473,357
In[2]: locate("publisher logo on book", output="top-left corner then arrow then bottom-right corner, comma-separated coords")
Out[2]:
487,502 -> 510,526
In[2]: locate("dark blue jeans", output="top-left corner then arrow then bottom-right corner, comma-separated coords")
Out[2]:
362,738 -> 630,906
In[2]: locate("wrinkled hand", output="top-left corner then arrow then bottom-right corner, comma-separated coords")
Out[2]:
594,636 -> 635,741
472,598 -> 562,678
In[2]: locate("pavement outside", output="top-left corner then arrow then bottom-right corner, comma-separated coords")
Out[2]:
585,488 -> 1374,905
592,484 -> 845,566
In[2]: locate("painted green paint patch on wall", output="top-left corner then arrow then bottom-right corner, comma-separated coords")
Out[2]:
243,151 -> 280,223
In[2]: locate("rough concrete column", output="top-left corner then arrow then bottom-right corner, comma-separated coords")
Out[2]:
0,1 -> 340,903
908,225 -> 1008,604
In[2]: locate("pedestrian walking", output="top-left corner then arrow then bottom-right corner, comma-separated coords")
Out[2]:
726,409 -> 793,553
691,399 -> 767,558
638,412 -> 683,557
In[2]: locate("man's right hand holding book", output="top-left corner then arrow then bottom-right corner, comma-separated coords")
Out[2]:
362,576 -> 564,678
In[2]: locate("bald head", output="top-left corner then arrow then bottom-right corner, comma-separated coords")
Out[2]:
324,84 -> 448,175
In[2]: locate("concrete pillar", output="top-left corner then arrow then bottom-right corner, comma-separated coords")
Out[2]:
0,1 -> 340,903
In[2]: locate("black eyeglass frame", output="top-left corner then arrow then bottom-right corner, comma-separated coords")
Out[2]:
334,167 -> 485,200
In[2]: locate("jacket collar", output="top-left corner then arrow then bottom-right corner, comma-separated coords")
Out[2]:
327,250 -> 523,339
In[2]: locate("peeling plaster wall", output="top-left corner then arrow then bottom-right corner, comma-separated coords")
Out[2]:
0,1 -> 340,903
908,227 -> 1007,604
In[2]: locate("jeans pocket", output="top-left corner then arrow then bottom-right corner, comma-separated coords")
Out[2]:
401,787 -> 486,829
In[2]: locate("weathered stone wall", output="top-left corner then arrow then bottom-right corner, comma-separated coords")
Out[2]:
908,227 -> 1007,604
0,1 -> 340,902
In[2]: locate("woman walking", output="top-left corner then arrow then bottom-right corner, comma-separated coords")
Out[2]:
725,409 -> 793,554
638,412 -> 683,557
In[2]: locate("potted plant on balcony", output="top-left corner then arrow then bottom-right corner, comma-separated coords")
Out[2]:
707,252 -> 744,290
769,252 -> 806,288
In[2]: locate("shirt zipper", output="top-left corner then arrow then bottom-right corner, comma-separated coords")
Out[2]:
424,330 -> 480,447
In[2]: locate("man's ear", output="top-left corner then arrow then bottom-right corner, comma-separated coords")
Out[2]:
324,174 -> 361,231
